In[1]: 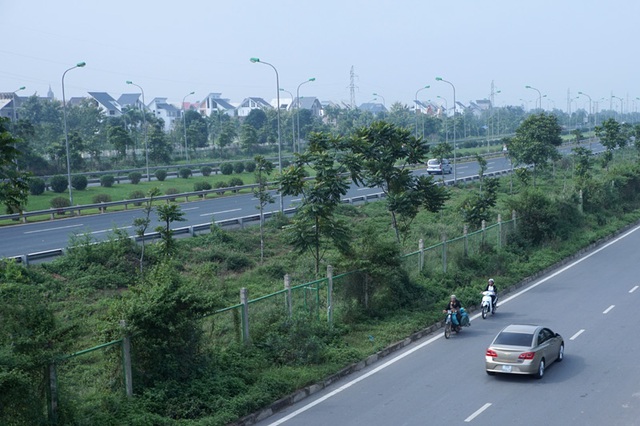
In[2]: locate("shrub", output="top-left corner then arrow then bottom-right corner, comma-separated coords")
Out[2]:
29,177 -> 46,195
214,181 -> 227,195
155,169 -> 168,181
233,162 -> 245,174
128,172 -> 142,184
194,181 -> 212,193
281,159 -> 291,167
245,161 -> 256,173
228,177 -> 244,193
49,175 -> 68,193
100,175 -> 115,187
50,196 -> 70,213
165,187 -> 179,201
200,166 -> 212,177
92,194 -> 112,204
71,175 -> 88,190
220,163 -> 233,175
129,190 -> 146,206
179,168 -> 192,179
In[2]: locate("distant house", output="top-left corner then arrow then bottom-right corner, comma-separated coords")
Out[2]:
87,92 -> 121,116
199,93 -> 236,117
117,93 -> 145,111
236,97 -> 272,117
359,102 -> 387,114
414,100 -> 438,116
148,97 -> 181,131
292,96 -> 323,117
0,93 -> 21,121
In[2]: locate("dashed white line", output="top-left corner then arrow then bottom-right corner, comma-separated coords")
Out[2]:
182,207 -> 199,211
91,226 -> 132,235
25,224 -> 84,234
630,286 -> 638,293
465,403 -> 492,422
570,329 -> 585,340
199,208 -> 241,217
603,305 -> 615,314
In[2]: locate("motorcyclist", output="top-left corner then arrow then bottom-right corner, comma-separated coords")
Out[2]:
443,295 -> 462,331
484,278 -> 498,313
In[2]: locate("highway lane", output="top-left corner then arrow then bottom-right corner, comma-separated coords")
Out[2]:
256,224 -> 640,426
0,157 -> 513,258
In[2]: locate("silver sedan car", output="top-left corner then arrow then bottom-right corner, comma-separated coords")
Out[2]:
485,324 -> 564,379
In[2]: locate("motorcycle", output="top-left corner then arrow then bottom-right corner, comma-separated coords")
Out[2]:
444,308 -> 470,339
481,290 -> 497,319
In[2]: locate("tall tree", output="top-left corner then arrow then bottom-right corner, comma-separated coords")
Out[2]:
508,113 -> 563,186
155,203 -> 186,255
348,121 -> 449,242
253,155 -> 274,262
0,118 -> 31,214
595,118 -> 626,170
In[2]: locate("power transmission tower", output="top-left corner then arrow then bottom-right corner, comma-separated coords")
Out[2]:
349,66 -> 358,108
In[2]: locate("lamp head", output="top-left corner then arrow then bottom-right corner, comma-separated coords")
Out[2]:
525,85 -> 532,89
126,80 -> 133,85
77,62 -> 86,68
435,77 -> 443,81
309,78 -> 316,82
250,57 -> 260,63
18,86 -> 26,91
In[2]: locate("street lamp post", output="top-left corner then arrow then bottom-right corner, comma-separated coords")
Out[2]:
250,57 -> 283,212
126,81 -> 150,181
372,92 -> 386,107
578,91 -> 592,130
436,95 -> 449,145
62,61 -> 86,206
12,86 -> 25,127
296,77 -> 315,153
612,95 -> 624,119
525,85 -> 542,110
182,91 -> 195,162
280,88 -> 295,153
414,85 -> 430,139
436,77 -> 457,182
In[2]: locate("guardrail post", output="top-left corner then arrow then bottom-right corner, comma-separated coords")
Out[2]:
119,320 -> 133,397
20,254 -> 28,266
239,217 -> 244,229
327,265 -> 333,325
418,239 -> 424,271
442,234 -> 447,273
240,288 -> 250,344
189,226 -> 196,237
284,274 -> 292,318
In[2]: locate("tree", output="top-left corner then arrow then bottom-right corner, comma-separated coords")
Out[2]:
253,155 -> 274,262
133,187 -> 161,273
595,118 -> 626,170
475,154 -> 488,192
348,121 -> 449,242
240,124 -> 260,154
184,110 -> 209,150
147,123 -> 172,164
108,125 -> 133,162
572,146 -> 593,191
278,132 -> 353,275
0,118 -> 30,214
508,113 -> 563,186
155,203 -> 186,255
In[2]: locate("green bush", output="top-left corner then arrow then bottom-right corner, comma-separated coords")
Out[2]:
100,175 -> 115,188
201,166 -> 212,176
155,169 -> 168,181
49,175 -> 68,193
214,181 -> 227,195
29,177 -> 46,195
129,190 -> 146,206
281,159 -> 291,167
220,163 -> 233,175
245,161 -> 256,173
92,194 -> 112,204
71,175 -> 88,190
128,172 -> 142,184
179,168 -> 193,179
228,177 -> 244,192
194,181 -> 212,193
50,196 -> 70,211
165,187 -> 179,201
233,162 -> 245,174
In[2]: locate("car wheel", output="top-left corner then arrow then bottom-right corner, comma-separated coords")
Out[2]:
535,358 -> 545,379
557,344 -> 564,362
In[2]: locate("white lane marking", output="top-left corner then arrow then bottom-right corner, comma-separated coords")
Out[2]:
630,286 -> 638,293
199,208 -> 241,217
570,329 -> 585,340
91,226 -> 132,235
25,224 -> 84,234
603,305 -> 615,314
182,207 -> 199,211
357,187 -> 369,191
292,198 -> 302,203
465,403 -> 492,423
267,223 -> 640,425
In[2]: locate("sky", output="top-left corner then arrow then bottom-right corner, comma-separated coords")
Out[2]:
2,0 -> 639,113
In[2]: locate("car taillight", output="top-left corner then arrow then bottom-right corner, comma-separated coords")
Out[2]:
518,352 -> 535,360
486,349 -> 497,357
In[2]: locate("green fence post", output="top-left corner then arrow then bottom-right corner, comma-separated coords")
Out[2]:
481,220 -> 486,245
284,274 -> 292,318
512,210 -> 517,230
442,234 -> 447,273
419,239 -> 424,271
240,288 -> 250,344
463,225 -> 468,257
497,214 -> 502,249
47,362 -> 59,425
120,320 -> 133,397
327,265 -> 333,325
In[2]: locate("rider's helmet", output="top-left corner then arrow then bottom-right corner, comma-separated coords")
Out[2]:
450,294 -> 457,300
488,278 -> 495,284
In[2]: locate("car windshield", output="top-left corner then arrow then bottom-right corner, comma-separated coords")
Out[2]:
428,160 -> 439,165
493,332 -> 534,347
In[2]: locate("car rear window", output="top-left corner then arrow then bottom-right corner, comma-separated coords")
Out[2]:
493,332 -> 534,346
428,160 -> 439,165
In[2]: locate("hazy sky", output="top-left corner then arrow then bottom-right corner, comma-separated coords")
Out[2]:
2,0 -> 639,112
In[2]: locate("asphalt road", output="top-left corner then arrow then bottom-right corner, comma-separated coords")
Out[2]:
256,224 -> 640,426
0,156 -> 515,259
